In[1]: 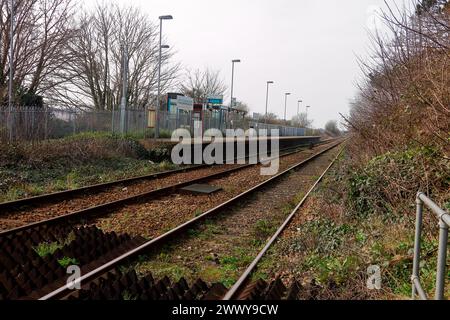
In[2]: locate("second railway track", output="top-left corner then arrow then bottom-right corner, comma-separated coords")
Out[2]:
80,142 -> 346,301
0,140 -> 331,218
64,140 -> 345,301
0,140 -> 336,236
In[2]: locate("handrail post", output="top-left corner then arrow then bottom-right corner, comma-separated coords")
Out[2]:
435,219 -> 448,300
412,193 -> 424,300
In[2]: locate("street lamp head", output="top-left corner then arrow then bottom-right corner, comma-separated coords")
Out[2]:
232,59 -> 241,63
159,15 -> 173,20
161,45 -> 170,49
285,93 -> 291,96
267,81 -> 274,84
298,100 -> 303,103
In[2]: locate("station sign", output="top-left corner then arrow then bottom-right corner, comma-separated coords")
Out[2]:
207,95 -> 224,106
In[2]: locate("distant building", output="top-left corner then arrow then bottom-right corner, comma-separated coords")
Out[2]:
162,93 -> 246,134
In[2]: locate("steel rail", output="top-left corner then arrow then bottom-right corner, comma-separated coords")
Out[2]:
0,140 -> 329,213
39,140 -> 343,300
0,141 -> 336,238
223,144 -> 346,300
0,165 -> 204,213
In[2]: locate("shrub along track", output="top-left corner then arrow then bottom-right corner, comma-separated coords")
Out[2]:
0,140 -> 342,300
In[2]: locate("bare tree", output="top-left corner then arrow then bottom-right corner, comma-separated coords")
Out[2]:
348,0 -> 449,158
234,100 -> 249,114
0,0 -> 76,106
261,112 -> 279,124
291,113 -> 313,128
179,68 -> 227,103
324,120 -> 341,136
48,3 -> 180,111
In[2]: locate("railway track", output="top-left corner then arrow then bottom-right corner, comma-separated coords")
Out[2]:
0,140 -> 332,218
47,140 -> 343,300
0,144 -> 314,228
0,140 -> 335,237
79,142 -> 345,302
223,146 -> 345,300
0,139 -> 342,300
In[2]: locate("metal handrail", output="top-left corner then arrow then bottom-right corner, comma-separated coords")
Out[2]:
412,192 -> 449,300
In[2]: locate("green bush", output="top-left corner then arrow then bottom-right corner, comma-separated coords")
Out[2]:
33,241 -> 64,258
347,146 -> 450,218
303,254 -> 360,286
147,144 -> 173,163
291,219 -> 354,255
58,257 -> 79,268
253,220 -> 276,240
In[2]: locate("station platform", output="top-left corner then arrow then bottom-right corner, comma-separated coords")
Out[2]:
141,136 -> 323,163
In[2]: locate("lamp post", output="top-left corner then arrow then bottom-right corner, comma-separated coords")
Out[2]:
156,15 -> 173,139
8,0 -> 14,141
119,44 -> 129,135
306,105 -> 311,132
230,59 -> 241,109
297,100 -> 302,117
265,81 -> 274,124
8,0 -> 14,110
284,93 -> 291,122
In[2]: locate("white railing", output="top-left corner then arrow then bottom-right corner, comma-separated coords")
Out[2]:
412,192 -> 449,300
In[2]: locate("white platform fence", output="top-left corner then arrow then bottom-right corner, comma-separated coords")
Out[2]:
0,107 -> 310,143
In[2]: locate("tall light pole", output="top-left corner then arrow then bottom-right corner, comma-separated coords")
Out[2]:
306,105 -> 311,127
156,15 -> 173,139
8,0 -> 14,141
265,81 -> 274,124
284,93 -> 291,122
230,59 -> 241,109
297,100 -> 302,117
119,44 -> 129,135
8,0 -> 14,110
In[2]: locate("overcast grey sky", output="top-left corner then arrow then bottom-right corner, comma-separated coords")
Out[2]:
90,0 -> 404,128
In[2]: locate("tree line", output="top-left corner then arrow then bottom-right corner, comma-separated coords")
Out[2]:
0,0 -> 230,112
346,0 -> 449,158
0,0 -> 341,132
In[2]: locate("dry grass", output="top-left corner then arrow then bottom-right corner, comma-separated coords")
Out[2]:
0,133 -> 149,169
0,133 -> 175,202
